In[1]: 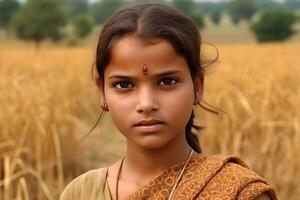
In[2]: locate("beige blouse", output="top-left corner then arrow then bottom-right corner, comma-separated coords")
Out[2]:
60,167 -> 271,200
60,168 -> 111,199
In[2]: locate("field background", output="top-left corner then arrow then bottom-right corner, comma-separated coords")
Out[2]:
1,15 -> 300,199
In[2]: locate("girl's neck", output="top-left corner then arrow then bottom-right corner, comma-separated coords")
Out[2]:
123,133 -> 193,182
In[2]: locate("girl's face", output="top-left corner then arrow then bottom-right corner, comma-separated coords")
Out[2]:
99,34 -> 202,150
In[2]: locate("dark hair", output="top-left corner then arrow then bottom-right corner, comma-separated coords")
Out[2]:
92,3 -> 219,153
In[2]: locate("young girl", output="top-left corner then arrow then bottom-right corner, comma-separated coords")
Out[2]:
60,3 -> 277,200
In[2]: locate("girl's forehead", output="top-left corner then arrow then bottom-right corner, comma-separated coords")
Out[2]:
107,35 -> 187,72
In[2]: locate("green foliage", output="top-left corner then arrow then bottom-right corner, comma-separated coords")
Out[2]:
61,0 -> 89,19
231,14 -> 240,25
210,10 -> 222,25
190,13 -> 205,29
0,0 -> 19,29
73,14 -> 93,38
229,0 -> 257,24
254,0 -> 300,11
251,10 -> 298,42
90,0 -> 123,25
193,2 -> 228,15
12,0 -> 66,45
172,0 -> 194,14
172,0 -> 205,29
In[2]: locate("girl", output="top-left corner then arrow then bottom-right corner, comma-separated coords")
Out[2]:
60,3 -> 277,200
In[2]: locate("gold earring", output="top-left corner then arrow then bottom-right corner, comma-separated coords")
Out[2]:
101,102 -> 109,112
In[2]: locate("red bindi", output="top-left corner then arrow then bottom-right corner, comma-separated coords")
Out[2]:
142,64 -> 148,76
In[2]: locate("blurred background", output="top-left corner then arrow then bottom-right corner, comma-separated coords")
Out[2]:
0,0 -> 299,199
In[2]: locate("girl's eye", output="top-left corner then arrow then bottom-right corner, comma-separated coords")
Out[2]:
114,81 -> 133,89
113,78 -> 177,89
160,78 -> 177,86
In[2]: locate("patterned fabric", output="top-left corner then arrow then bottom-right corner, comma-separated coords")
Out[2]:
124,154 -> 278,200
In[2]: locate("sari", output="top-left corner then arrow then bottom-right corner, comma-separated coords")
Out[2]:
60,154 -> 278,200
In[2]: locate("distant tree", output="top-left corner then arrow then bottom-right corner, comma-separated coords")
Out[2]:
61,0 -> 88,19
172,0 -> 204,28
0,0 -> 20,30
229,0 -> 257,24
90,0 -> 123,24
193,2 -> 228,15
210,10 -> 222,25
251,10 -> 298,42
190,14 -> 205,29
12,0 -> 66,47
172,0 -> 194,14
73,14 -> 93,39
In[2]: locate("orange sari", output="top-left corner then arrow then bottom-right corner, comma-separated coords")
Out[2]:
124,154 -> 278,200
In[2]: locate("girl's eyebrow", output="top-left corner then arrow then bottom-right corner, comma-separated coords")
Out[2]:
108,69 -> 182,80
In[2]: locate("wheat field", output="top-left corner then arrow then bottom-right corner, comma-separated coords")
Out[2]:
0,43 -> 299,199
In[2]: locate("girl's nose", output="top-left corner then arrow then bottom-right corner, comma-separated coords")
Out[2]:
136,87 -> 159,114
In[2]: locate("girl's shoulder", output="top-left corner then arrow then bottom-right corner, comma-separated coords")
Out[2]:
185,154 -> 278,200
191,153 -> 260,177
60,167 -> 108,200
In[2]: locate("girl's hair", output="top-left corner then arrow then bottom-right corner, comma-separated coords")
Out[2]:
92,3 -> 219,153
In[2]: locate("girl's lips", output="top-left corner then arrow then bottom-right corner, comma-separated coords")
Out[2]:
135,119 -> 163,126
134,123 -> 164,132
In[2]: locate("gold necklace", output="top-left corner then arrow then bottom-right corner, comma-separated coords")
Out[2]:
115,148 -> 194,200
167,148 -> 193,200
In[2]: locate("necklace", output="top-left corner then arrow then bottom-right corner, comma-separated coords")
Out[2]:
167,148 -> 193,200
115,148 -> 194,200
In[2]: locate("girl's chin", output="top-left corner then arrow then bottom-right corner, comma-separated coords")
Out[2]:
131,135 -> 171,150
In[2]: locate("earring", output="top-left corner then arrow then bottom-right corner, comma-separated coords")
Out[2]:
101,102 -> 109,112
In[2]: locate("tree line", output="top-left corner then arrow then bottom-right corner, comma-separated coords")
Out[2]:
0,0 -> 299,46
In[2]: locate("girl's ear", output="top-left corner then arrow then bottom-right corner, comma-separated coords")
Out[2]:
194,73 -> 204,102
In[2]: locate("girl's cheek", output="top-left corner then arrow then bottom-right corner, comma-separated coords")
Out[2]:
108,94 -> 132,110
